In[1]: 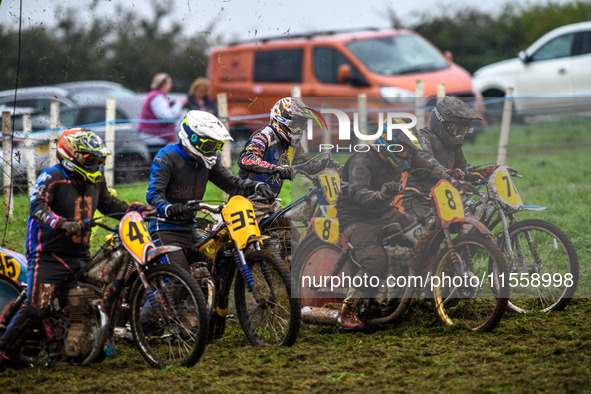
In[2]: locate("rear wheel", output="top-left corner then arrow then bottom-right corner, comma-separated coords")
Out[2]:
130,264 -> 209,368
502,219 -> 579,313
234,250 -> 300,346
431,234 -> 509,332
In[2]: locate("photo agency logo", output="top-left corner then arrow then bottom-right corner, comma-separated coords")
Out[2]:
305,108 -> 420,153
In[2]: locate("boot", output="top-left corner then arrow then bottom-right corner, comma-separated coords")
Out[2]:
337,300 -> 365,331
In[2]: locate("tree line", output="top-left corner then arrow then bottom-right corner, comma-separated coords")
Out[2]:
2,0 -> 591,94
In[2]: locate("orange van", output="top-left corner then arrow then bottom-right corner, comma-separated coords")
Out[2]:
208,28 -> 479,140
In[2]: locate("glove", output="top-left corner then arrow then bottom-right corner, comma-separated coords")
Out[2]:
127,202 -> 151,216
452,179 -> 478,195
380,181 -> 404,201
166,203 -> 187,218
447,168 -> 465,180
59,220 -> 82,236
275,165 -> 294,180
255,183 -> 276,201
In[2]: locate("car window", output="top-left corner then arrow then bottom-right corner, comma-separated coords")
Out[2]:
313,47 -> 368,86
576,31 -> 591,56
254,49 -> 303,83
531,33 -> 575,61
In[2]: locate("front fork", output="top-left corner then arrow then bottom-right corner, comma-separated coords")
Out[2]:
233,241 -> 260,302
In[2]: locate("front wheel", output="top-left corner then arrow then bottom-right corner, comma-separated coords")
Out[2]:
234,250 -> 300,346
431,233 -> 509,332
129,264 -> 209,368
503,219 -> 579,313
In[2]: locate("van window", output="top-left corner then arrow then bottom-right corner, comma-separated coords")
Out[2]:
346,35 -> 448,76
313,47 -> 367,86
254,49 -> 303,83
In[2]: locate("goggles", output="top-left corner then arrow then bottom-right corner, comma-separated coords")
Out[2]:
182,123 -> 225,154
273,113 -> 308,136
75,151 -> 106,168
446,122 -> 473,137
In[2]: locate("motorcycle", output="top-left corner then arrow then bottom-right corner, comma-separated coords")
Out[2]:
155,195 -> 301,346
0,211 -> 209,369
293,179 -> 510,332
463,163 -> 579,313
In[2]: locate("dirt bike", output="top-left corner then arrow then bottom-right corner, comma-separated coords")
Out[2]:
253,163 -> 342,267
463,163 -> 579,313
0,211 -> 209,369
154,195 -> 301,346
293,179 -> 510,332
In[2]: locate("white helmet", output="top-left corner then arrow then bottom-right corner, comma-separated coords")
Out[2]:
178,110 -> 233,168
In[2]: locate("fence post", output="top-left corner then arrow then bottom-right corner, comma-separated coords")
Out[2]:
216,93 -> 232,170
357,93 -> 367,144
415,80 -> 425,130
23,113 -> 36,196
49,99 -> 60,167
2,111 -> 13,218
104,98 -> 116,186
496,87 -> 514,165
291,85 -> 308,152
437,84 -> 446,102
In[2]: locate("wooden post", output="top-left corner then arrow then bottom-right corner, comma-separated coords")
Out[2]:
415,80 -> 425,130
49,99 -> 60,167
217,93 -> 232,170
357,93 -> 367,144
436,84 -> 445,102
291,85 -> 308,152
497,87 -> 514,165
24,113 -> 36,196
2,111 -> 13,218
104,98 -> 116,186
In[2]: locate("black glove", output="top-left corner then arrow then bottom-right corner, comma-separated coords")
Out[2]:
275,165 -> 294,180
255,183 -> 276,201
447,168 -> 465,180
452,179 -> 478,195
380,181 -> 404,201
127,202 -> 151,216
59,220 -> 82,236
166,203 -> 187,218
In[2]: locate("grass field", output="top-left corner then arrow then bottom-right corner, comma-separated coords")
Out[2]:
0,116 -> 589,392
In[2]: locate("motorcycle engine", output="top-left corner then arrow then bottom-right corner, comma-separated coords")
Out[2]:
64,285 -> 100,358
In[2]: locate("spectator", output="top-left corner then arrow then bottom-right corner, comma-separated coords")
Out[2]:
186,77 -> 217,115
138,72 -> 187,144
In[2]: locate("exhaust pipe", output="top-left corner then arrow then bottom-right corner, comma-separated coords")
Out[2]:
301,306 -> 340,325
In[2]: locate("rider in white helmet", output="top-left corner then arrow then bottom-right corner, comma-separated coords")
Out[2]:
146,110 -> 275,271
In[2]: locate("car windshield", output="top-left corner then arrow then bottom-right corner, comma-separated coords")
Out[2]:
346,34 -> 449,76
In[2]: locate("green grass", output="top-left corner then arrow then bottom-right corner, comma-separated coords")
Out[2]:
1,118 -> 590,392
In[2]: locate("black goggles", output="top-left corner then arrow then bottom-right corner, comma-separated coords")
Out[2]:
446,123 -> 473,137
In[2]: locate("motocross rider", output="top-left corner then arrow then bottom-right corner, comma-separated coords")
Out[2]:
146,110 -> 274,272
237,97 -> 341,217
402,96 -> 482,217
335,120 -> 456,331
0,129 -> 148,367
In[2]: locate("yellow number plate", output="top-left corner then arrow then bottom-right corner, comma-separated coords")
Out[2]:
222,196 -> 260,250
0,249 -> 25,283
318,172 -> 341,205
312,218 -> 340,244
120,211 -> 154,263
35,143 -> 50,154
431,179 -> 465,223
489,166 -> 524,208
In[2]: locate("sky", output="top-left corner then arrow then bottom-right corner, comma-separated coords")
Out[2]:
0,0 -> 577,44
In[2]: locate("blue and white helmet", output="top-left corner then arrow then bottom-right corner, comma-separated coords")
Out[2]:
178,110 -> 233,168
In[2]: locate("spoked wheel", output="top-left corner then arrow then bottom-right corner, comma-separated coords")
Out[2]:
130,264 -> 209,368
431,234 -> 509,332
503,219 -> 579,313
234,250 -> 300,346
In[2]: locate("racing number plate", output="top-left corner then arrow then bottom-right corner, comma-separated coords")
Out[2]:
431,179 -> 465,224
318,172 -> 341,205
119,211 -> 154,263
489,166 -> 524,209
222,195 -> 260,250
0,248 -> 26,284
312,218 -> 339,244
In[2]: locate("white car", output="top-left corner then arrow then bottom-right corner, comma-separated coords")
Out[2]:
473,21 -> 591,119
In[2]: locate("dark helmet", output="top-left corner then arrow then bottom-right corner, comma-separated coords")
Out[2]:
429,96 -> 484,148
269,97 -> 313,145
374,118 -> 424,172
56,128 -> 110,183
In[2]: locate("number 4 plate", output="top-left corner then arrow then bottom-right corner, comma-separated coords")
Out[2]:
120,211 -> 154,263
431,179 -> 465,225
